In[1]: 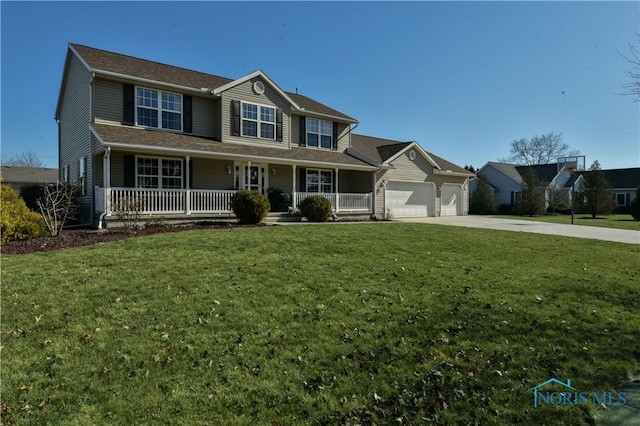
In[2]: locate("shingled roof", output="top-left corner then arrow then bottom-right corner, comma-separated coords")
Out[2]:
350,134 -> 472,175
577,167 -> 640,189
68,44 -> 355,121
91,124 -> 374,169
1,166 -> 58,184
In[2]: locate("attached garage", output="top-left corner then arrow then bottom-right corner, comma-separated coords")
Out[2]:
440,183 -> 463,216
385,180 -> 435,218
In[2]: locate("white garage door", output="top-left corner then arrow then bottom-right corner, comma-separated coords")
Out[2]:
441,184 -> 462,216
386,181 -> 434,218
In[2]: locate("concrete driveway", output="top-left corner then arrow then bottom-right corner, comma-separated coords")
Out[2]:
396,216 -> 640,244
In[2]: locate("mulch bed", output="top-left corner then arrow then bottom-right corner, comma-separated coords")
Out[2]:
1,222 -> 271,255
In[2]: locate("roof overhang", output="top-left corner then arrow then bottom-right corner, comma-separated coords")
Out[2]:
90,125 -> 377,171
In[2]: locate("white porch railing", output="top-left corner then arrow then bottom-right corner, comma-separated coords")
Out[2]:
96,187 -> 235,215
293,192 -> 372,212
96,188 -> 373,215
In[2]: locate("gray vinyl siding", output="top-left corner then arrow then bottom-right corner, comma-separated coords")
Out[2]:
94,78 -> 122,124
58,52 -> 93,221
192,96 -> 217,139
94,78 -> 218,139
109,151 -> 125,187
191,158 -> 234,190
221,79 -> 291,148
338,170 -> 371,193
94,153 -> 103,187
335,122 -> 351,151
268,164 -> 293,192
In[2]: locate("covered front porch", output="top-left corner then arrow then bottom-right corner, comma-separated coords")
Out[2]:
94,151 -> 375,217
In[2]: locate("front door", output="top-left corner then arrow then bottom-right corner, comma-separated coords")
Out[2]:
241,163 -> 267,194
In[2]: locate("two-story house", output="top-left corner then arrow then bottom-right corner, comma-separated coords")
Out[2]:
55,43 -> 474,227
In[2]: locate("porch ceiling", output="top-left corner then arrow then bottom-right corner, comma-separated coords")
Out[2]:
91,124 -> 376,170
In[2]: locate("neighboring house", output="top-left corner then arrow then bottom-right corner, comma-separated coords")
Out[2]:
55,43 -> 474,226
0,166 -> 59,193
576,168 -> 640,213
473,160 -> 639,213
472,161 -> 579,209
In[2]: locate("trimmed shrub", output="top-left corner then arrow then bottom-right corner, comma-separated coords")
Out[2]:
298,195 -> 333,222
230,190 -> 270,224
1,184 -> 46,243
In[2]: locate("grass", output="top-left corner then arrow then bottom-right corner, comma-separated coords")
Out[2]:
494,214 -> 640,231
2,223 -> 639,425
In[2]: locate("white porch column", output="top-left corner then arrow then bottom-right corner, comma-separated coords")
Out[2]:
103,147 -> 111,217
246,160 -> 251,190
335,168 -> 340,212
292,165 -> 297,208
185,156 -> 191,214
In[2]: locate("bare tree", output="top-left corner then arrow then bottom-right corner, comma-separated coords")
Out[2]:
36,183 -> 81,236
499,133 -> 580,165
619,32 -> 640,102
2,150 -> 45,168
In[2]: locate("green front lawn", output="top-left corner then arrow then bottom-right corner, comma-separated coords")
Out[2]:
2,224 -> 639,425
495,214 -> 640,230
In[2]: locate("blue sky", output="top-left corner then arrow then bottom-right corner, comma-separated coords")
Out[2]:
1,1 -> 638,170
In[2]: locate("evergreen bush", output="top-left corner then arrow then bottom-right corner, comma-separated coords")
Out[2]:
298,195 -> 333,222
230,190 -> 270,224
1,184 -> 46,243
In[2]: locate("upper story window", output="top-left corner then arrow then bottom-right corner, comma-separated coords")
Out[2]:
136,87 -> 182,131
242,102 -> 275,140
306,118 -> 332,149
